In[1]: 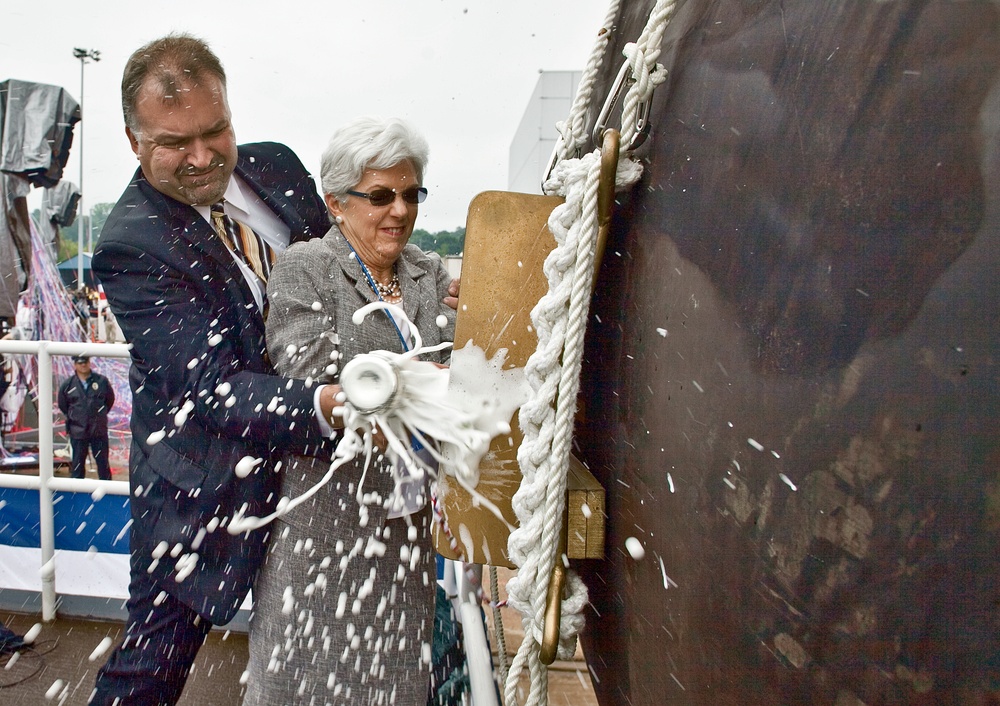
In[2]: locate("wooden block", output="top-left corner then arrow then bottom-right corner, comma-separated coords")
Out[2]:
567,456 -> 605,560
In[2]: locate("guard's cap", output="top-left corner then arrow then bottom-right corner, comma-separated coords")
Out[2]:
72,355 -> 90,363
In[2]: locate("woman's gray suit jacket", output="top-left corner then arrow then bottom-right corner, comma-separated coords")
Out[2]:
243,226 -> 456,705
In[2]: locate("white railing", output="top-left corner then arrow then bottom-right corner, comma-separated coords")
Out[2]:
0,340 -> 501,704
0,339 -> 131,621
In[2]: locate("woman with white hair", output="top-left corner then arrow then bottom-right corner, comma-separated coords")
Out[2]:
243,117 -> 456,704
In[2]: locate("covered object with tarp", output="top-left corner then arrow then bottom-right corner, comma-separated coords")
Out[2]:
0,79 -> 80,318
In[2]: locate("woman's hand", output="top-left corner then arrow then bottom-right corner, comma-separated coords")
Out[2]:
443,277 -> 460,310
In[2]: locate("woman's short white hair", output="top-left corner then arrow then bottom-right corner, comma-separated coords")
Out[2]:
320,116 -> 429,200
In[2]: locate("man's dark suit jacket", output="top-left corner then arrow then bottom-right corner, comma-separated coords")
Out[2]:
93,142 -> 331,623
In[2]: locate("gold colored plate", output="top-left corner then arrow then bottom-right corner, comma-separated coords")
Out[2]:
434,190 -> 606,567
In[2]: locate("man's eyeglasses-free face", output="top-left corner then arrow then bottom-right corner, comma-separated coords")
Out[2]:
346,187 -> 428,207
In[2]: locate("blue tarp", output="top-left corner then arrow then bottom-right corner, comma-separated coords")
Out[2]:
56,252 -> 97,289
0,487 -> 130,553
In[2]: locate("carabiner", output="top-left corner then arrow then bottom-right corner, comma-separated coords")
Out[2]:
592,59 -> 653,152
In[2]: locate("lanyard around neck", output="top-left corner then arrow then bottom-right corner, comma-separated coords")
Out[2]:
342,235 -> 410,352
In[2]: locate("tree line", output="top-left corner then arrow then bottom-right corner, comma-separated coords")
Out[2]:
408,227 -> 465,257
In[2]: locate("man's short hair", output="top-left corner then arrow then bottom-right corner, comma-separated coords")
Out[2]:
121,33 -> 227,132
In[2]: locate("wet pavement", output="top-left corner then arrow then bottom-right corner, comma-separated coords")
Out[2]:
0,439 -> 599,704
0,608 -> 598,705
0,612 -> 247,705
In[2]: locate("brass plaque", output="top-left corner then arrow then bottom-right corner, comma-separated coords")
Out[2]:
434,191 -> 604,566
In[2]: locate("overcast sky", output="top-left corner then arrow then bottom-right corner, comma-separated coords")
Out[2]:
2,0 -> 610,233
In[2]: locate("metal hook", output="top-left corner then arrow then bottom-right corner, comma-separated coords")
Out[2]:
593,59 -> 653,153
540,517 -> 569,666
542,58 -> 653,190
541,134 -> 570,193
593,129 -> 620,290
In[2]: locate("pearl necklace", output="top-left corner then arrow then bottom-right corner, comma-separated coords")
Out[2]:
373,273 -> 402,300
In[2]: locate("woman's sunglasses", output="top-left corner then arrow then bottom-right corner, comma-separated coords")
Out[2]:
346,187 -> 428,207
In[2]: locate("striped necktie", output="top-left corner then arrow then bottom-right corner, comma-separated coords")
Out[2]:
210,202 -> 275,283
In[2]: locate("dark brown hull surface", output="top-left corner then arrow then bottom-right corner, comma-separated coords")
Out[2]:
574,1 -> 1000,704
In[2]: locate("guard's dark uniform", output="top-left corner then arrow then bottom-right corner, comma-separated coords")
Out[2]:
57,360 -> 115,480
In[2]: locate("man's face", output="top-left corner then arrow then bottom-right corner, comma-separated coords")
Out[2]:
127,73 -> 237,206
74,360 -> 91,374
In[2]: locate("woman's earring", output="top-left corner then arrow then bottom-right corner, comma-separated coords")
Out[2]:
335,215 -> 344,224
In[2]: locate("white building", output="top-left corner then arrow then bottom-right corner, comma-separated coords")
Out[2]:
508,71 -> 582,194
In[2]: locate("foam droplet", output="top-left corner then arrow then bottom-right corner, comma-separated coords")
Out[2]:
235,456 -> 263,478
625,536 -> 645,560
23,623 -> 41,644
89,636 -> 114,662
45,679 -> 64,700
174,400 -> 195,428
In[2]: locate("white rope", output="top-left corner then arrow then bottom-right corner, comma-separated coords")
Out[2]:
490,565 -> 510,688
618,0 -> 675,151
553,0 -> 624,162
502,1 -> 678,704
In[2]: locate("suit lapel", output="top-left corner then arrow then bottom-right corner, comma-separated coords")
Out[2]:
395,254 -> 424,326
135,173 -> 263,328
234,151 -> 310,243
336,240 -> 379,305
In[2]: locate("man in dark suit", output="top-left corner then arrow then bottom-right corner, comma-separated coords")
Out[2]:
89,34 -> 342,705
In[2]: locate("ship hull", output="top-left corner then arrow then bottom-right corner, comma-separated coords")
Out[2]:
575,1 -> 1000,703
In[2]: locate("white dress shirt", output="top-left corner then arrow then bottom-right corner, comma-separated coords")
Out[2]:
195,175 -> 336,437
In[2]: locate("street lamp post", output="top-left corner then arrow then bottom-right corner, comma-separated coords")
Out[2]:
73,47 -> 100,291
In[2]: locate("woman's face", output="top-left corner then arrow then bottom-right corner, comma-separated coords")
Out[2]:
326,160 -> 420,274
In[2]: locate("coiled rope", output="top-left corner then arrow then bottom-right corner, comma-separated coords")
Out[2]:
502,1 -> 677,704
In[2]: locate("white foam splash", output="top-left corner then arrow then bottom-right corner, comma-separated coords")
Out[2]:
228,301 -> 525,534
174,400 -> 195,428
44,679 -> 64,700
235,456 -> 263,479
441,344 -> 529,486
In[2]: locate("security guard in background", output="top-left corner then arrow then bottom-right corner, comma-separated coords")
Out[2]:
57,355 -> 115,480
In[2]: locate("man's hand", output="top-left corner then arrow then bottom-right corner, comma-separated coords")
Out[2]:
317,384 -> 344,431
443,277 -> 461,310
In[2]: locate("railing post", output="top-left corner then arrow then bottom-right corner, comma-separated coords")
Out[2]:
37,341 -> 57,621
0,339 -> 131,622
97,296 -> 107,342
